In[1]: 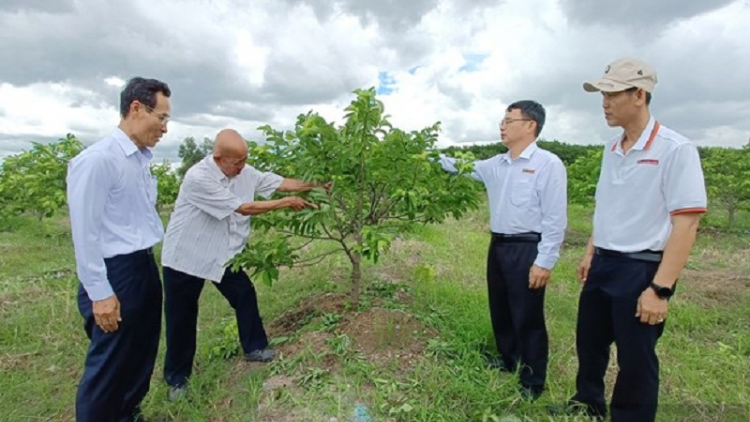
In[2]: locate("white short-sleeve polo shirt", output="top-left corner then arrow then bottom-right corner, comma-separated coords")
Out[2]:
593,117 -> 707,253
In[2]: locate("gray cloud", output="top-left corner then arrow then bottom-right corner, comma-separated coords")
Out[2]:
437,80 -> 473,110
0,0 -> 76,13
0,0 -> 497,124
184,101 -> 275,126
259,49 -> 369,106
277,0 -> 496,69
0,1 -> 344,117
0,2 -> 164,86
339,0 -> 438,31
1,0 -> 748,158
279,0 -> 438,31
560,0 -> 737,29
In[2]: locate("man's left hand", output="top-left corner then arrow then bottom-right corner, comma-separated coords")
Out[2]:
528,265 -> 550,289
636,287 -> 668,325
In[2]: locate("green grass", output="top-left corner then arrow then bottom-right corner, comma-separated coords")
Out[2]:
1,204 -> 749,422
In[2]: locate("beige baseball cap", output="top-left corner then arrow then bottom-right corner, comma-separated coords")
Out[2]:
583,58 -> 658,93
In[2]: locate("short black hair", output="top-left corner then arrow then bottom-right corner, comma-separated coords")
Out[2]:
120,77 -> 171,118
625,86 -> 652,105
507,100 -> 545,137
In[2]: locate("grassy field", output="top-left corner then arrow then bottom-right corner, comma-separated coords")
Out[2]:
0,204 -> 748,422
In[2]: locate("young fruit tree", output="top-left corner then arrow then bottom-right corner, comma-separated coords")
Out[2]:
150,160 -> 181,212
567,148 -> 603,206
0,134 -> 84,221
701,146 -> 750,229
231,88 -> 482,303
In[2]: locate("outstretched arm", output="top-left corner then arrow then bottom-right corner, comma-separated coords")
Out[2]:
278,178 -> 331,193
438,154 -> 484,182
235,196 -> 317,216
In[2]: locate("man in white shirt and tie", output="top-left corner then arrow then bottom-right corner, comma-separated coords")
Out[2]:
439,100 -> 568,400
161,128 -> 326,400
67,77 -> 171,422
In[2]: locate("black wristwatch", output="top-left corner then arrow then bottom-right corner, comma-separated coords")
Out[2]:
650,282 -> 674,299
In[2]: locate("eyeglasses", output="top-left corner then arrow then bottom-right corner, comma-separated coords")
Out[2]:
142,103 -> 170,125
498,118 -> 530,129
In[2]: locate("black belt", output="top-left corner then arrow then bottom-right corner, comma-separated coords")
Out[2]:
105,247 -> 154,262
595,247 -> 662,263
131,247 -> 154,256
491,232 -> 541,243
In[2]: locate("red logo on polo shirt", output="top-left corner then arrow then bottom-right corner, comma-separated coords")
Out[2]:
637,159 -> 659,165
522,168 -> 536,174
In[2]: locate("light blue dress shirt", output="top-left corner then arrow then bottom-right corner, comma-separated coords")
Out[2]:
440,142 -> 567,269
67,129 -> 164,301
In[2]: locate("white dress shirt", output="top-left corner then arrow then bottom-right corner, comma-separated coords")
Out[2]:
67,129 -> 164,301
593,116 -> 707,252
440,142 -> 568,269
161,156 -> 284,282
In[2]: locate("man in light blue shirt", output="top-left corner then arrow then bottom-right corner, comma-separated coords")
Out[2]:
67,77 -> 171,422
439,100 -> 567,400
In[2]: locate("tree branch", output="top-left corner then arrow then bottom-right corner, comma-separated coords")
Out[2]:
292,248 -> 342,267
383,214 -> 429,223
277,230 -> 338,242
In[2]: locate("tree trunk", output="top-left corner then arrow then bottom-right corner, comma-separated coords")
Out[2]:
727,202 -> 736,230
350,254 -> 361,305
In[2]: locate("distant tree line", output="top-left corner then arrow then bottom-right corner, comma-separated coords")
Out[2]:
1,135 -> 748,231
440,138 -> 750,230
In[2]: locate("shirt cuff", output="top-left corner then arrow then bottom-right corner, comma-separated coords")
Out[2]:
669,207 -> 707,216
229,197 -> 244,213
534,254 -> 557,270
83,281 -> 115,302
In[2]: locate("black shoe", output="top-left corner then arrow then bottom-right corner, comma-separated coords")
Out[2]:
244,348 -> 276,362
519,385 -> 544,401
135,416 -> 173,422
483,356 -> 515,372
168,384 -> 187,402
548,401 -> 606,420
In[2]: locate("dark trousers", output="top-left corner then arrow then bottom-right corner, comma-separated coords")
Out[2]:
572,253 -> 665,422
163,266 -> 268,387
76,249 -> 162,422
486,238 -> 548,391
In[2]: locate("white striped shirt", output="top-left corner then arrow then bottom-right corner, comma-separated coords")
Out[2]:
439,142 -> 568,269
67,129 -> 164,301
161,156 -> 283,282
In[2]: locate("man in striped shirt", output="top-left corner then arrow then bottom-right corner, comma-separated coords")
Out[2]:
161,128 -> 324,400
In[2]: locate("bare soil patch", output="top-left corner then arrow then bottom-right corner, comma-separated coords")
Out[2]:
0,351 -> 38,371
266,292 -> 350,338
340,307 -> 435,371
232,294 -> 436,421
679,268 -> 750,307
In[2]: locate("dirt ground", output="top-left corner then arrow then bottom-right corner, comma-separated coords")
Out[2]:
249,290 -> 433,421
678,267 -> 750,307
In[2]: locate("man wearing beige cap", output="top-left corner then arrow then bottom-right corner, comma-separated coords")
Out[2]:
551,58 -> 707,421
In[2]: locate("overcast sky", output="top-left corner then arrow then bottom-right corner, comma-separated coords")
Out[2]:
1,0 -> 748,162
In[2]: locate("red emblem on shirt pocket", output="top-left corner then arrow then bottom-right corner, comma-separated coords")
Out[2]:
522,168 -> 536,174
637,159 -> 659,165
